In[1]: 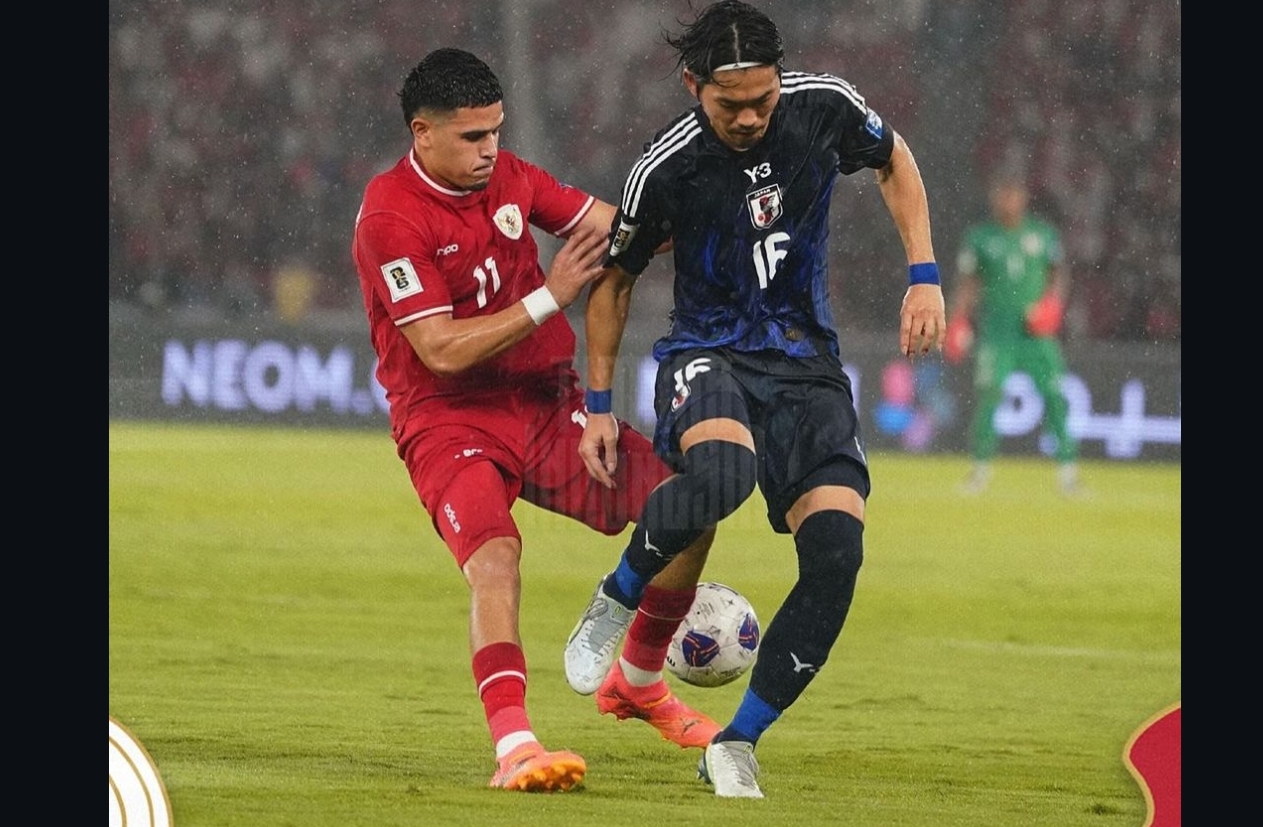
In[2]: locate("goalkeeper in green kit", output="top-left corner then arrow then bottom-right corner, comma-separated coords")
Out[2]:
945,174 -> 1080,496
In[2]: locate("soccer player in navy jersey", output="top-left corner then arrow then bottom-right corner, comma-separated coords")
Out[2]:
563,1 -> 946,797
352,48 -> 718,793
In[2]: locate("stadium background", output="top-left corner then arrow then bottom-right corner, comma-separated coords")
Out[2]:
108,0 -> 1181,461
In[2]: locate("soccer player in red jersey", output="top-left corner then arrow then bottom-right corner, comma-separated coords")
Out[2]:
351,48 -> 716,793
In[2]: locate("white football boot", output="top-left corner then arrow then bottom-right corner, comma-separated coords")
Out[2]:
564,575 -> 635,695
698,740 -> 764,798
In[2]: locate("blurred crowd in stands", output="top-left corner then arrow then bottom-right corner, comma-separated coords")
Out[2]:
109,0 -> 1179,342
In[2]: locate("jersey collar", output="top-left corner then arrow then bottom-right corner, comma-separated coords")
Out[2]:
693,104 -> 781,160
409,150 -> 476,198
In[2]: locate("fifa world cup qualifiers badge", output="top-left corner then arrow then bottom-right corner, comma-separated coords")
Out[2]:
110,716 -> 173,827
864,109 -> 883,139
610,220 -> 638,257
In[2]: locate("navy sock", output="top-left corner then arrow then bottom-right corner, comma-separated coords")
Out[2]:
605,557 -> 643,609
715,688 -> 781,746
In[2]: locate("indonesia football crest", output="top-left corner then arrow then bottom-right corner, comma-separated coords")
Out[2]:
493,204 -> 524,240
748,184 -> 783,229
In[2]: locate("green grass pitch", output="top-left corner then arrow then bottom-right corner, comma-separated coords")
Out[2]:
109,421 -> 1180,826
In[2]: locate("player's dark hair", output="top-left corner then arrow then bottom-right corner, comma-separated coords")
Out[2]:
665,0 -> 784,87
398,48 -> 503,126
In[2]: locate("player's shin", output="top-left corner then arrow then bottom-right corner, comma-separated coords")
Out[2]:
747,510 -> 864,712
473,642 -> 535,757
614,440 -> 757,605
620,583 -> 698,680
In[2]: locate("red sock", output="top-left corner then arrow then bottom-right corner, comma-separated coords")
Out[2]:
473,642 -> 531,747
622,584 -> 696,673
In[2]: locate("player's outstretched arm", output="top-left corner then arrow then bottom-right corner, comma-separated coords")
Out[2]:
579,263 -> 636,488
876,132 -> 946,358
401,228 -> 607,377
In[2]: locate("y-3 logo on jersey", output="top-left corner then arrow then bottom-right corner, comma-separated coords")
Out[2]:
743,162 -> 773,183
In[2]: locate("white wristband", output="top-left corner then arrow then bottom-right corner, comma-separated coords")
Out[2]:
521,286 -> 561,325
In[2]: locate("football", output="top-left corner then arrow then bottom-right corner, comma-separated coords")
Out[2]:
666,581 -> 760,688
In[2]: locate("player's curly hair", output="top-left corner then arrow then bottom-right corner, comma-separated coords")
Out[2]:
665,0 -> 784,86
398,48 -> 503,126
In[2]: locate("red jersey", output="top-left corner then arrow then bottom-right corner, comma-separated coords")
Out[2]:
352,148 -> 595,439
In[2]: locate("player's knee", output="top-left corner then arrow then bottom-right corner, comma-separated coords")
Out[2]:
680,439 -> 758,526
795,510 -> 864,581
461,537 -> 523,589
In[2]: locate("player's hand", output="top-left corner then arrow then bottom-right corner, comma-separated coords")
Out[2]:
944,314 -> 973,364
578,411 -> 620,489
545,227 -> 608,308
899,283 -> 946,358
1025,291 -> 1065,338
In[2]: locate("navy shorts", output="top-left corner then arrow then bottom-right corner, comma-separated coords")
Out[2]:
652,347 -> 871,534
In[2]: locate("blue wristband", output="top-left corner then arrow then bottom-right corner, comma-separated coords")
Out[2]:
908,262 -> 941,285
584,388 -> 613,414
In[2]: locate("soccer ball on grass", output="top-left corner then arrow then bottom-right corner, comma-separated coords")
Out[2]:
665,582 -> 760,688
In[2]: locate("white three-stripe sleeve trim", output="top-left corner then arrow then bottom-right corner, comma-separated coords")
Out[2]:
623,114 -> 698,207
780,74 -> 866,109
622,118 -> 701,218
623,116 -> 702,213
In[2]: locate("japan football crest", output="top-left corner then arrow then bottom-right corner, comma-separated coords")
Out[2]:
748,185 -> 783,229
494,204 -> 524,240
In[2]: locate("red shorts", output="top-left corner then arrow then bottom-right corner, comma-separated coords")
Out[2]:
400,382 -> 670,567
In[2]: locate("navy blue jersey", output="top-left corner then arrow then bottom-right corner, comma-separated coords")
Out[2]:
606,71 -> 894,361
